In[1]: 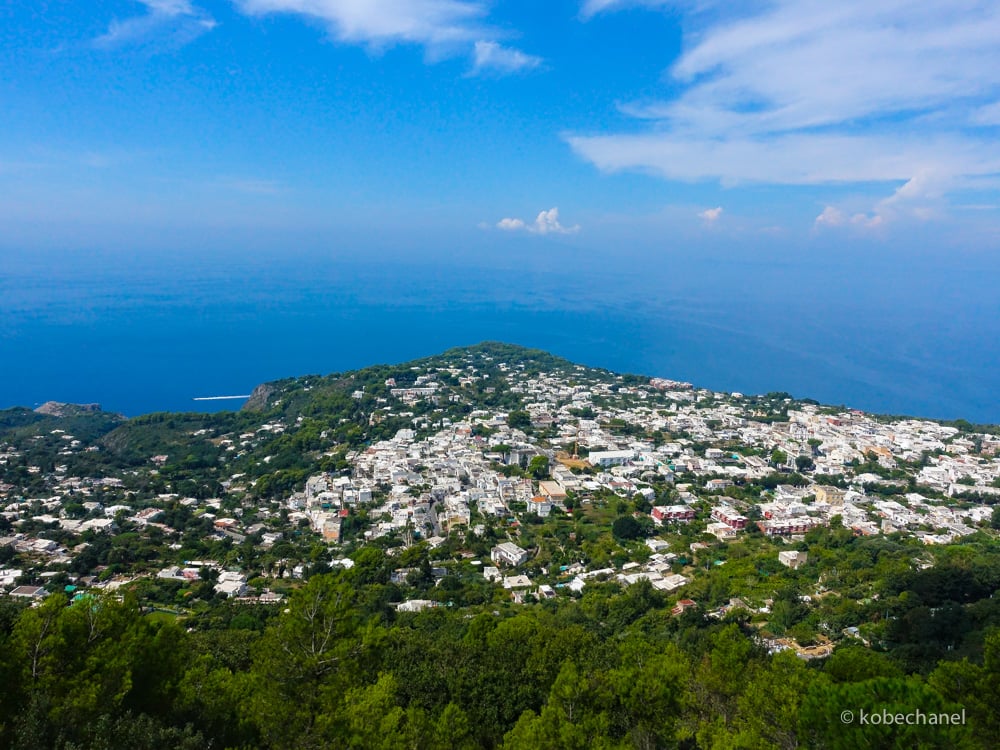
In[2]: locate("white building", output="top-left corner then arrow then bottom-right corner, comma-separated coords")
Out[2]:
214,571 -> 248,598
778,550 -> 809,569
588,450 -> 635,468
527,496 -> 553,517
491,542 -> 529,567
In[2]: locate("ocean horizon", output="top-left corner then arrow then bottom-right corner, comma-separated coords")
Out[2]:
2,246 -> 998,424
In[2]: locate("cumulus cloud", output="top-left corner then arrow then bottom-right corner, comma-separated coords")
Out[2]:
568,1 -> 1000,221
496,217 -> 526,231
814,206 -> 846,227
470,41 -> 542,76
95,0 -> 216,48
815,169 -> 946,229
871,170 -> 945,221
698,206 -> 722,222
534,207 -> 580,234
496,208 -> 579,234
814,205 -> 881,229
234,0 -> 488,50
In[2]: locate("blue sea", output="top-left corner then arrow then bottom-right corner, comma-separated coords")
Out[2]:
2,245 -> 999,423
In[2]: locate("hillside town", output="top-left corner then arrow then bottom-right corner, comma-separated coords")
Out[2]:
2,346 -> 1000,649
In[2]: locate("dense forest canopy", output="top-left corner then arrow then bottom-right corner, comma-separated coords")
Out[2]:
2,563 -> 998,749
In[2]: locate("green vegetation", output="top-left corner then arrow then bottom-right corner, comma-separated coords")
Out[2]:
1,570 -> 998,749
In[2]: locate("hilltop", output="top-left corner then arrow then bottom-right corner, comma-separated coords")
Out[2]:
34,401 -> 105,418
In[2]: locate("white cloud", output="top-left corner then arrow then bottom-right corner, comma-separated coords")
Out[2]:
871,169 -> 946,221
580,0 -> 628,18
698,206 -> 722,222
146,0 -> 200,12
816,169 -> 947,230
568,132 -> 999,186
470,41 -> 542,76
232,2 -> 546,76
496,208 -> 579,235
569,1 -> 1000,221
814,206 -> 846,227
813,205 -> 882,229
496,217 -> 526,231
534,207 -> 579,234
234,0 -> 488,50
96,0 -> 216,48
580,0 -> 677,20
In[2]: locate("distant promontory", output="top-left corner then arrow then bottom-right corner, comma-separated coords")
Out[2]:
33,401 -> 104,417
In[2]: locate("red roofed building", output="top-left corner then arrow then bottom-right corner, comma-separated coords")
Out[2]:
672,599 -> 698,616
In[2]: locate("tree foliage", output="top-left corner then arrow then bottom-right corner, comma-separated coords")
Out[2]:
0,566 -> 997,749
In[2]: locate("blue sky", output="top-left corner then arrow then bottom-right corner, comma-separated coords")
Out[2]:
2,0 -> 1000,258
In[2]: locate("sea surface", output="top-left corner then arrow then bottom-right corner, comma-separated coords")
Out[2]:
2,247 -> 999,423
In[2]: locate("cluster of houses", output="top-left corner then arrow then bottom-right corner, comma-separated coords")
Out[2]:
477,538 -> 690,604
3,351 -> 1000,608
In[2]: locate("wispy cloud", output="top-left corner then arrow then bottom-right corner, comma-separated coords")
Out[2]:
580,0 -> 674,20
569,1 -> 1000,223
95,0 -> 216,49
234,0 -> 488,51
972,101 -> 1000,125
496,207 -> 580,235
470,41 -> 542,76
